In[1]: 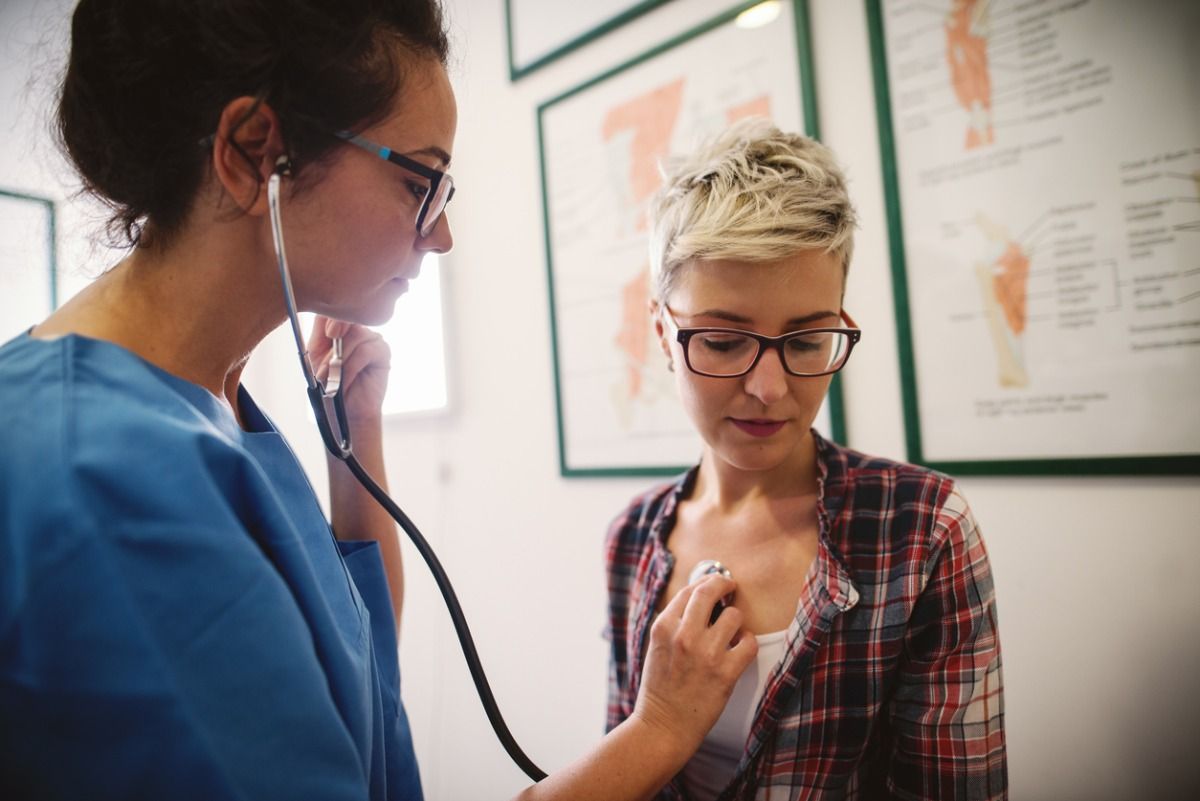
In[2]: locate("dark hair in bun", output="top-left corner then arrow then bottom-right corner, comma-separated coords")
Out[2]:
56,0 -> 449,247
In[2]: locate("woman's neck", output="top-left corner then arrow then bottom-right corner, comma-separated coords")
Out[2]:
691,431 -> 820,515
31,216 -> 285,412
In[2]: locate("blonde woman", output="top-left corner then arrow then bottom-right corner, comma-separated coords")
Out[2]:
605,119 -> 1007,800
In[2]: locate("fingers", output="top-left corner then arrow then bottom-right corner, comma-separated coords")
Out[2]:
724,620 -> 759,674
671,575 -> 758,675
328,333 -> 390,390
307,316 -> 357,362
657,579 -> 697,622
708,604 -> 758,672
679,574 -> 735,632
708,601 -> 744,641
311,320 -> 388,384
323,317 -> 353,342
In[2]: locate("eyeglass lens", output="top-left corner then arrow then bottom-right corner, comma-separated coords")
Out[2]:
687,331 -> 851,376
419,177 -> 454,237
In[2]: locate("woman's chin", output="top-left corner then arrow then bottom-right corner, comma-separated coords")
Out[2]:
322,296 -> 403,329
359,300 -> 402,328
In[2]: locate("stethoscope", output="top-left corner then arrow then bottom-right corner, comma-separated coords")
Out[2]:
266,159 -> 546,782
267,158 -> 735,784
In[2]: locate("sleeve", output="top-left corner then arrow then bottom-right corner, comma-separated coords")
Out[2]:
883,485 -> 1008,800
0,443 -> 370,800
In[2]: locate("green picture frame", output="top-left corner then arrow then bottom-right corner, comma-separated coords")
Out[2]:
504,0 -> 673,81
0,188 -> 58,344
537,0 -> 841,478
865,0 -> 1199,475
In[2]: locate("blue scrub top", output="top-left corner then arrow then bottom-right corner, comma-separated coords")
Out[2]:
0,332 -> 423,800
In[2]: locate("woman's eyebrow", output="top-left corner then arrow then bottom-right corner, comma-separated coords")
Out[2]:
406,145 -> 451,167
691,309 -> 839,326
787,311 -> 840,326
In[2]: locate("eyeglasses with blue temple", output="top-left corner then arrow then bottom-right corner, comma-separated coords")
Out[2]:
335,130 -> 455,238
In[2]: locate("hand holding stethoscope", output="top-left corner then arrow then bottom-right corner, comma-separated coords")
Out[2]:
307,317 -> 390,426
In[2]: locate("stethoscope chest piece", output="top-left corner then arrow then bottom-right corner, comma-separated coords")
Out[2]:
688,559 -> 732,584
688,559 -> 735,624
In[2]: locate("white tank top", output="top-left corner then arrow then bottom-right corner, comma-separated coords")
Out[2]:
681,629 -> 790,800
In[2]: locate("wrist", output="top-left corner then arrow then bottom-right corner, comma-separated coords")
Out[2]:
325,418 -> 383,466
345,413 -> 382,439
627,702 -> 700,768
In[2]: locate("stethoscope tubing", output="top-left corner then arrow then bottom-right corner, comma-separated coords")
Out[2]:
339,447 -> 547,782
267,168 -> 547,782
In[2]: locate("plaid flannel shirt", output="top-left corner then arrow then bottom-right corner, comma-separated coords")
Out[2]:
605,433 -> 1006,800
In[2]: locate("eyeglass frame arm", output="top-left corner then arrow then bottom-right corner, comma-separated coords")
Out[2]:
334,130 -> 455,236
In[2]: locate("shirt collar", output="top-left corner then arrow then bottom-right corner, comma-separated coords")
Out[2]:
648,465 -> 698,550
812,430 -> 859,611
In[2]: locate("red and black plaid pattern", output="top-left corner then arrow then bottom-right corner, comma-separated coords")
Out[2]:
605,434 -> 1007,800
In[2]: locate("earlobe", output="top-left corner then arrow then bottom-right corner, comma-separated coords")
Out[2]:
210,97 -> 287,216
649,299 -> 672,361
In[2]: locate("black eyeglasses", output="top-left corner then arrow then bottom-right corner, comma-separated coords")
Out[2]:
662,307 -> 862,378
335,130 -> 455,237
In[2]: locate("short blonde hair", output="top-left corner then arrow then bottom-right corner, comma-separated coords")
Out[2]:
648,118 -> 857,301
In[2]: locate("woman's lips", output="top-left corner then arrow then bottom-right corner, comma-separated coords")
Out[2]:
731,418 -> 786,437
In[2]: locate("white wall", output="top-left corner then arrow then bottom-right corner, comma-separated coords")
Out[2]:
4,1 -> 1198,800
0,0 -> 118,299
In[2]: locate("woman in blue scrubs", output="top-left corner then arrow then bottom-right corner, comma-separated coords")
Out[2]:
0,1 -> 758,799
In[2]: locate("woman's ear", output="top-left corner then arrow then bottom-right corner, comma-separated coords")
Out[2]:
210,97 -> 286,216
649,299 -> 672,361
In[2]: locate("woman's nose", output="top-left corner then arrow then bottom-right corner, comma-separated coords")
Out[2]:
419,212 -> 453,254
742,347 -> 789,405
